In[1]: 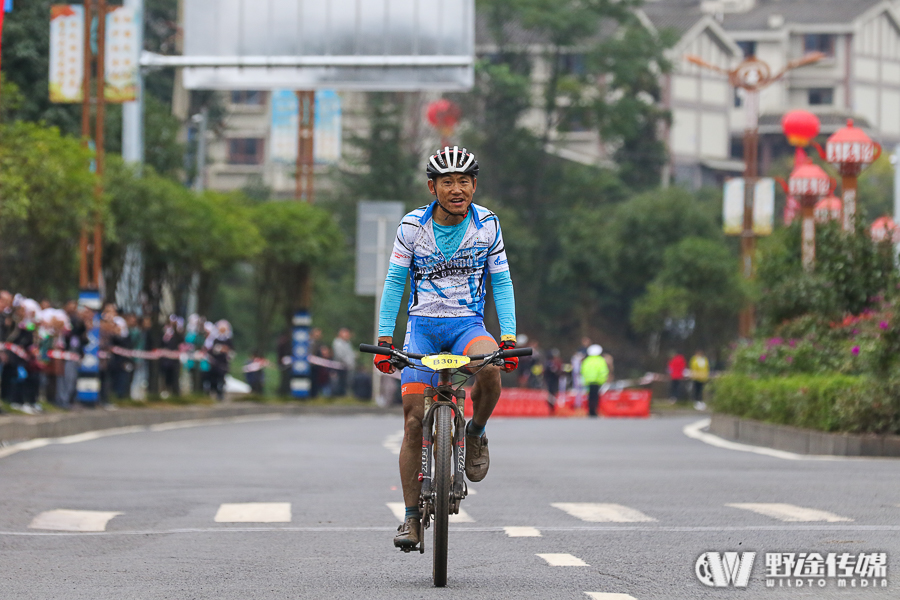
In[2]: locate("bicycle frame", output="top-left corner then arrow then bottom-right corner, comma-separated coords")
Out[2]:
418,368 -> 467,552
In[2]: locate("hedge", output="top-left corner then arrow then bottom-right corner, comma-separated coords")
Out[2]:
711,373 -> 900,435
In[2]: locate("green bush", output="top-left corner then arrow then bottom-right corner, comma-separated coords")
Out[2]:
711,373 -> 900,434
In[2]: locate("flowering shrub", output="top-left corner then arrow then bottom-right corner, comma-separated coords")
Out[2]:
715,222 -> 900,433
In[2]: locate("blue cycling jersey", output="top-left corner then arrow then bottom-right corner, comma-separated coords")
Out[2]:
389,201 -> 511,319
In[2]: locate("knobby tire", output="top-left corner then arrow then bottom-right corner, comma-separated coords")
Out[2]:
432,405 -> 452,587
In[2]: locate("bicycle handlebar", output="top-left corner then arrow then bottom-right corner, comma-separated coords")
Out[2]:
358,343 -> 533,363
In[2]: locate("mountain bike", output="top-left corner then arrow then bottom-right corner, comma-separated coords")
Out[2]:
360,342 -> 532,587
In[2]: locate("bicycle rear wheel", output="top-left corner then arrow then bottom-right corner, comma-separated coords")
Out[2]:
432,404 -> 452,587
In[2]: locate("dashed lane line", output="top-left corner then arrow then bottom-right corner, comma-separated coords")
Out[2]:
4,523 -> 900,537
552,503 -> 656,523
537,553 -> 589,566
386,502 -> 474,523
214,503 -> 292,523
382,430 -> 403,455
504,526 -> 541,537
726,503 -> 853,522
29,509 -> 122,532
584,593 -> 638,600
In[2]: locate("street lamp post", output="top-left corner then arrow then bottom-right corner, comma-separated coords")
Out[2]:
817,119 -> 881,232
785,149 -> 833,270
684,52 -> 824,337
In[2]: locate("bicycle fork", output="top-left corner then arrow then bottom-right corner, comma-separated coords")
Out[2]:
418,384 -> 468,551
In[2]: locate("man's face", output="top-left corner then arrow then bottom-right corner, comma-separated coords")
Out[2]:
428,173 -> 476,217
0,292 -> 12,311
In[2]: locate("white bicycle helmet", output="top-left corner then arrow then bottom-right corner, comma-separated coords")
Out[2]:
426,146 -> 479,180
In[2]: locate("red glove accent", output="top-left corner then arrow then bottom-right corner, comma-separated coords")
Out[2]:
499,340 -> 518,372
374,341 -> 396,374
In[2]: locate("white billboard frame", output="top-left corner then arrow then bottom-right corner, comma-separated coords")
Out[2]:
158,0 -> 475,91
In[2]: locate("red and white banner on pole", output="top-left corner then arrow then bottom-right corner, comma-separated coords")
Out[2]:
49,4 -> 139,104
49,5 -> 85,103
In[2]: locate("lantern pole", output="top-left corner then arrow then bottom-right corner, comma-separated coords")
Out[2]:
684,52 -> 824,338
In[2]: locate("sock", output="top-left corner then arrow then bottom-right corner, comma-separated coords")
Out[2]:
466,419 -> 485,438
405,506 -> 420,520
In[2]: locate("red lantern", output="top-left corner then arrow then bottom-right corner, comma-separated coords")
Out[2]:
825,119 -> 881,174
426,99 -> 461,138
788,154 -> 832,198
781,110 -> 820,147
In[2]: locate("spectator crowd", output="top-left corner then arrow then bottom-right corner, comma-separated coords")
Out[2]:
0,290 -> 238,413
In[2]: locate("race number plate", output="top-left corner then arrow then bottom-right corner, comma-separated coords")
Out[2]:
421,354 -> 470,371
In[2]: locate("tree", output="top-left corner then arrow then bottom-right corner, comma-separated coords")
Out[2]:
0,120 -> 95,298
632,237 -> 747,353
755,221 -> 897,330
250,201 -> 343,352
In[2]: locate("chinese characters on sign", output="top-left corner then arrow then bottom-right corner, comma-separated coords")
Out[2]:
104,6 -> 139,103
49,5 -> 85,103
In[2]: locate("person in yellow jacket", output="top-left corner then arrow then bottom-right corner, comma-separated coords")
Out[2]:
580,344 -> 609,418
689,349 -> 710,411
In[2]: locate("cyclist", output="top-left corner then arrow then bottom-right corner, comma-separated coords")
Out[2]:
374,146 -> 518,549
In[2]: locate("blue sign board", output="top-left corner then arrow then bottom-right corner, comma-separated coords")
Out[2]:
291,311 -> 312,398
77,290 -> 101,403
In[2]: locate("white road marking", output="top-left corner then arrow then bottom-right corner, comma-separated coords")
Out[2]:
0,415 -> 284,461
214,503 -> 292,523
585,593 -> 638,600
29,509 -> 122,532
5,523 -> 900,537
537,553 -> 588,566
382,430 -> 403,455
0,438 -> 50,459
682,418 -> 873,461
387,502 -> 474,523
387,502 -> 406,522
726,503 -> 853,522
504,526 -> 541,537
450,509 -> 474,523
552,503 -> 656,523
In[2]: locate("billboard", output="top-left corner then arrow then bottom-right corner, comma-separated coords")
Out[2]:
104,6 -> 140,102
270,90 -> 342,165
49,5 -> 84,103
51,4 -> 140,104
182,0 -> 474,91
723,178 -> 775,236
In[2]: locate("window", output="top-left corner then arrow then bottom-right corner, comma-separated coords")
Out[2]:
808,88 -> 834,106
736,41 -> 756,59
228,138 -> 265,165
230,90 -> 265,105
804,34 -> 835,57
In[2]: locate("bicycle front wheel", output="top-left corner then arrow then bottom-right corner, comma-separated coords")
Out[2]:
432,404 -> 452,587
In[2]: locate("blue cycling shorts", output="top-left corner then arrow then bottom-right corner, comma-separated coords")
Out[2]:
400,316 -> 497,395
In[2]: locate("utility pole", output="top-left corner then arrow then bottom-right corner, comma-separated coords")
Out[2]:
78,0 -> 108,294
290,91 -> 316,398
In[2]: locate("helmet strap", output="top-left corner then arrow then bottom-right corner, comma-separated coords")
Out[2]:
435,199 -> 469,220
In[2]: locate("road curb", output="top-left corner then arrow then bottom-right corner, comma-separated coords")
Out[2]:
709,413 -> 900,457
0,403 -> 400,444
